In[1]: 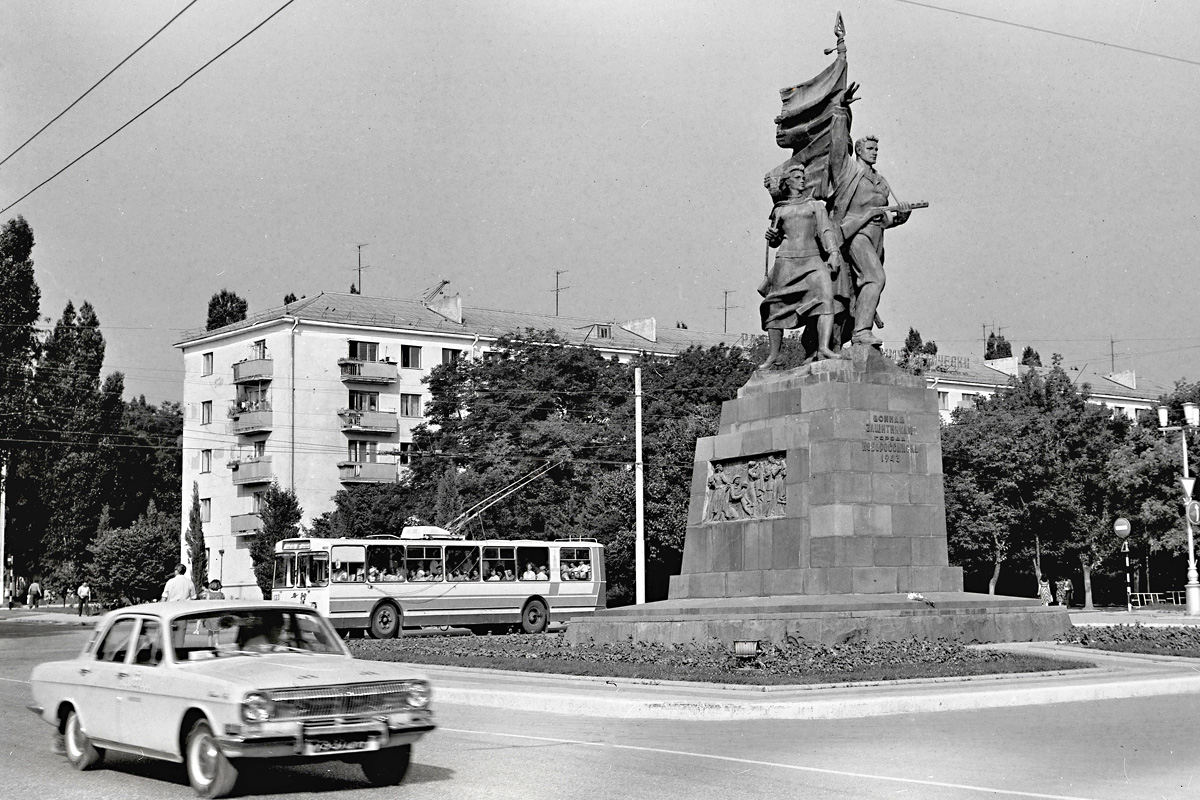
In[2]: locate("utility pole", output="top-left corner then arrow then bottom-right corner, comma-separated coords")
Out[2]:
721,290 -> 740,334
554,270 -> 570,316
1111,336 -> 1116,374
634,367 -> 645,605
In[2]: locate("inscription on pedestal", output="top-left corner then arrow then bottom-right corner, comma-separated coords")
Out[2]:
704,452 -> 787,522
863,412 -> 923,464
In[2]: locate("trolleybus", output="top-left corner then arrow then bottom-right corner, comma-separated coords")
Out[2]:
272,528 -> 605,637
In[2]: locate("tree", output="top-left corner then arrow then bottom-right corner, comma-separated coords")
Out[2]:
248,483 -> 302,598
0,216 -> 39,451
1020,346 -> 1042,367
185,482 -> 207,593
433,464 -> 464,527
88,501 -> 179,605
985,332 -> 1012,360
410,332 -> 754,602
897,327 -> 938,373
283,292 -> 298,305
206,289 -> 248,331
943,357 -> 1128,604
310,483 -> 422,539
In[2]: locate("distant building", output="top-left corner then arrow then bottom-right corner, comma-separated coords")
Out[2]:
174,292 -> 739,597
880,350 -> 1167,423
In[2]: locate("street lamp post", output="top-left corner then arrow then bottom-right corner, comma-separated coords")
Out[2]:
1157,403 -> 1200,616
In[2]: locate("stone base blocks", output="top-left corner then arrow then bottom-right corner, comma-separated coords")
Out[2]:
568,347 -> 1070,646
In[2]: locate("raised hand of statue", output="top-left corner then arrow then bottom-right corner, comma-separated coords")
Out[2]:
765,226 -> 784,248
841,82 -> 860,108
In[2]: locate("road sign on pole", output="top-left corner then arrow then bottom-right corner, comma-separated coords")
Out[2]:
1114,517 -> 1131,538
1188,501 -> 1200,527
1181,476 -> 1196,500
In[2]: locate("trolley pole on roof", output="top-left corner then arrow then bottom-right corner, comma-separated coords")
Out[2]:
635,367 -> 645,605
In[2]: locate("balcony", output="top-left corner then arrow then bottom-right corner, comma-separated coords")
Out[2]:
338,408 -> 397,434
338,358 -> 397,384
229,456 -> 273,485
231,512 -> 263,536
233,358 -> 273,384
229,401 -> 272,435
338,461 -> 398,483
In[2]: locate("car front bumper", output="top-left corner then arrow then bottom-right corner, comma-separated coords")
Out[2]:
215,715 -> 435,759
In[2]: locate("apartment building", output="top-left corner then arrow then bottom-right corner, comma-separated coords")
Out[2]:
175,292 -> 736,597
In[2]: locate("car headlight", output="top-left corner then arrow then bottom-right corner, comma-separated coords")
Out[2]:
405,681 -> 430,709
241,692 -> 275,722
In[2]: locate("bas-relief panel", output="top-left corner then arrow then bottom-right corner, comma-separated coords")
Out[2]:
704,452 -> 787,523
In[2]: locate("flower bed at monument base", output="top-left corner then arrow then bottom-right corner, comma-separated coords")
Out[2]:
351,632 -> 1086,685
1059,624 -> 1200,658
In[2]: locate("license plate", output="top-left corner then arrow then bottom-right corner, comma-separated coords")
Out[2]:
303,737 -> 378,756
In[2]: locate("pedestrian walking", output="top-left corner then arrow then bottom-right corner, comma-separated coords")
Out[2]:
27,579 -> 42,609
160,564 -> 196,602
1055,577 -> 1073,608
1037,577 -> 1053,606
77,582 -> 90,616
200,579 -> 225,600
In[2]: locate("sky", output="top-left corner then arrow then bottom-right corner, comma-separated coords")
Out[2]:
3,0 -> 1199,404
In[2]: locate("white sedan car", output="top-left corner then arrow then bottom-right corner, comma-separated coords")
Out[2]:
28,600 -> 434,798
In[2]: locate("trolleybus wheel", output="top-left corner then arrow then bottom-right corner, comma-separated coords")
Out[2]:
369,603 -> 400,639
521,599 -> 548,634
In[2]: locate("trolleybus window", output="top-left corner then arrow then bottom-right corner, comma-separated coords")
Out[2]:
406,545 -> 443,581
482,546 -> 517,581
446,545 -> 480,581
560,547 -> 593,581
273,544 -> 329,589
366,543 -> 405,582
331,544 -> 366,582
517,546 -> 550,580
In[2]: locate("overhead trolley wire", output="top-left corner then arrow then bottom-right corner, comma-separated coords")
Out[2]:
0,0 -> 200,170
1,0 -> 299,214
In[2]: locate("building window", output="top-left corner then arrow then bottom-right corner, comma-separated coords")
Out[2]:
401,345 -> 422,369
594,325 -> 611,339
398,442 -> 415,465
253,439 -> 266,458
200,498 -> 211,523
251,339 -> 267,360
442,348 -> 463,366
252,491 -> 265,512
937,391 -> 949,411
400,394 -> 421,417
349,340 -> 378,361
347,440 -> 378,463
202,352 -> 213,376
201,401 -> 212,425
200,450 -> 212,473
959,393 -> 977,410
348,390 -> 379,412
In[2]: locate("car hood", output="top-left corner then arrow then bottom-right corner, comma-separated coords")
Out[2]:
180,654 -> 424,691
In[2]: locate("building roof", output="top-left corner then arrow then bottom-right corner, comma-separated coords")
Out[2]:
907,351 -> 1169,403
175,292 -> 746,356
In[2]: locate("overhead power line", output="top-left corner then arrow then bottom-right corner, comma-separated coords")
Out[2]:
894,0 -> 1200,68
0,0 -> 200,170
1,0 -> 299,214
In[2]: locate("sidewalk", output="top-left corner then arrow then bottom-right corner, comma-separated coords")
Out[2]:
7,605 -> 1200,720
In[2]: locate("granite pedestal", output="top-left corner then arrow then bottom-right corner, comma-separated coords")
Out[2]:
566,346 -> 1070,646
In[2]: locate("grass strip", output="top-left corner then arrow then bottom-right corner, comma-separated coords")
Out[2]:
1060,624 -> 1200,658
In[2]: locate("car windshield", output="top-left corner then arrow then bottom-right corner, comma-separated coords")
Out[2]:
170,609 -> 344,660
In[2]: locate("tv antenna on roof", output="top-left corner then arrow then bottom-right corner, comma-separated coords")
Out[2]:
349,243 -> 376,295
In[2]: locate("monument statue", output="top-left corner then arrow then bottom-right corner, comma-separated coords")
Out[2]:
761,13 -> 924,362
757,162 -> 848,369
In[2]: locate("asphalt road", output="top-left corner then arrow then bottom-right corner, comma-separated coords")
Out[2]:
3,627 -> 1199,800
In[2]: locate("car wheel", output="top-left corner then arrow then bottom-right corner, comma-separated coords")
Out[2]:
521,599 -> 548,634
369,603 -> 400,639
63,709 -> 103,770
360,744 -> 411,786
185,719 -> 239,798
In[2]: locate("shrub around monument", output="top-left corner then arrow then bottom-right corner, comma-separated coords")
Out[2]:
351,633 -> 1085,685
1060,624 -> 1200,658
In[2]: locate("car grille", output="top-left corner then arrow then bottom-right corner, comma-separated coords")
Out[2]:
268,682 -> 415,720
